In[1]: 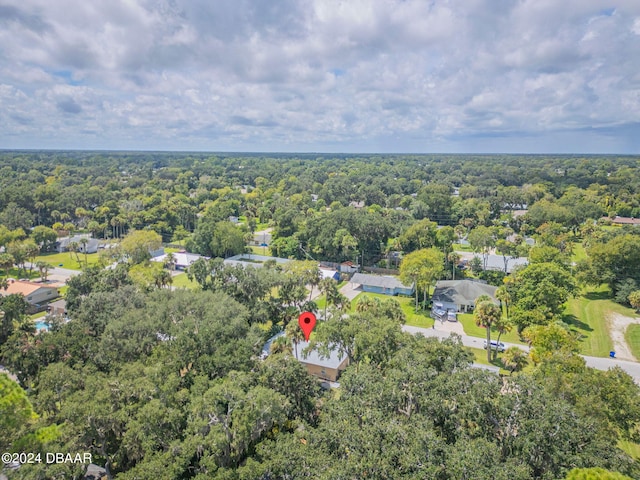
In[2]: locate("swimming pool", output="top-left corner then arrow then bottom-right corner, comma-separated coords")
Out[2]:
34,320 -> 50,332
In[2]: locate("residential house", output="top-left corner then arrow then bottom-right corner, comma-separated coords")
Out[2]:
1,280 -> 59,306
293,340 -> 349,382
151,252 -> 207,271
609,216 -> 640,226
57,235 -> 99,254
431,279 -> 497,313
349,273 -> 414,296
261,333 -> 349,382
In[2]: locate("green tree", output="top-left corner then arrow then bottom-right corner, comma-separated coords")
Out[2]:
468,225 -> 496,270
120,229 -> 162,264
474,297 -> 502,362
399,248 -> 445,311
629,290 -> 640,313
565,467 -> 634,480
0,374 -> 38,451
501,346 -> 529,374
0,252 -> 15,277
505,262 -> 578,331
30,225 -> 58,252
35,260 -> 53,282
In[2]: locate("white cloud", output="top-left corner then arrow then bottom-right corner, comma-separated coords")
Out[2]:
0,0 -> 639,152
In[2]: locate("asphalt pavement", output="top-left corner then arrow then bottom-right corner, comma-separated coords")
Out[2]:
402,324 -> 640,382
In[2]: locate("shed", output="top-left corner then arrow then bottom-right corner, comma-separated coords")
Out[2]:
431,279 -> 498,313
47,298 -> 67,316
319,268 -> 340,281
350,273 -> 414,296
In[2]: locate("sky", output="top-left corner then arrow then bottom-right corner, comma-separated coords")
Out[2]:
1,0 -> 639,154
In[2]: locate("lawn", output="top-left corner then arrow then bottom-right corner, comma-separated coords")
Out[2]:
571,241 -> 587,263
172,273 -> 199,289
619,440 -> 640,460
348,292 -> 433,328
452,243 -> 473,252
249,245 -> 272,256
626,324 -> 640,360
563,285 -> 636,357
457,312 -> 524,345
468,347 -> 511,375
34,251 -> 102,271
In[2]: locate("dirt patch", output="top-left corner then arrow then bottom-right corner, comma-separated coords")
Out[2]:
607,313 -> 640,361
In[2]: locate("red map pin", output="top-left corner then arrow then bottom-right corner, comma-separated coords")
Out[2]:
298,311 -> 317,341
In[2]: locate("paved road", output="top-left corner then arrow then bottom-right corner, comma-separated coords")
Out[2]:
25,263 -> 80,283
402,324 -> 640,381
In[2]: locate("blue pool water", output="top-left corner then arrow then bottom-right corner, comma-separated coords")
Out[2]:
35,320 -> 50,332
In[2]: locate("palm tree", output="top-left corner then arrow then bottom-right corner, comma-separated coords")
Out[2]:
285,321 -> 305,359
447,251 -> 461,280
35,261 -> 53,282
355,295 -> 376,313
319,277 -> 339,320
164,252 -> 177,272
495,286 -> 511,318
492,316 -> 513,360
501,347 -> 528,375
270,335 -> 292,355
0,253 -> 14,278
474,295 -> 502,362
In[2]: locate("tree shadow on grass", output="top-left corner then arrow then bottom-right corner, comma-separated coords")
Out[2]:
562,313 -> 593,332
584,290 -> 611,301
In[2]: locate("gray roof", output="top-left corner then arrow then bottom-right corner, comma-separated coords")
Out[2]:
350,273 -> 413,290
432,280 -> 498,306
262,332 -> 347,369
293,340 -> 348,370
58,235 -> 99,248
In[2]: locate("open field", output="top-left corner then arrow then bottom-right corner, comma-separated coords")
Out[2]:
563,286 -> 638,357
34,251 -> 102,271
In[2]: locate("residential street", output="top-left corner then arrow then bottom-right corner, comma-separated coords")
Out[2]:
402,324 -> 640,382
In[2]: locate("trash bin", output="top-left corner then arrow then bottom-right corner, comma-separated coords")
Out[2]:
610,351 -> 616,358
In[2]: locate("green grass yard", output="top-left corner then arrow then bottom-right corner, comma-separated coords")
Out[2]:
452,243 -> 473,252
348,292 -> 433,328
171,273 -> 199,289
563,285 -> 640,357
457,312 -> 524,345
626,324 -> 640,361
571,241 -> 587,263
34,251 -> 102,271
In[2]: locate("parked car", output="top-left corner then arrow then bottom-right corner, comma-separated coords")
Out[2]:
483,340 -> 505,352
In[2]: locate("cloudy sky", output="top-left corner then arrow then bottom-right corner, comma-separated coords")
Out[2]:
1,0 -> 639,153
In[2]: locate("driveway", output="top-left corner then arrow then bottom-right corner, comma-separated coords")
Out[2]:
339,282 -> 363,301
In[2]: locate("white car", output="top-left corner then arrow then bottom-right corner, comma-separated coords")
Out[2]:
483,340 -> 505,352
